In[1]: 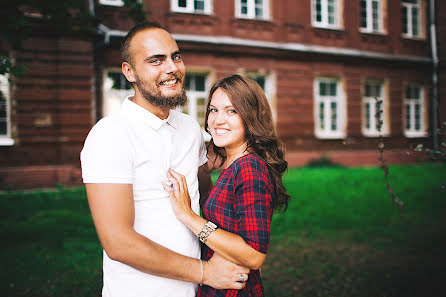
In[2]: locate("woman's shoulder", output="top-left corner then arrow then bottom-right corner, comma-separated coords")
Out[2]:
231,153 -> 269,176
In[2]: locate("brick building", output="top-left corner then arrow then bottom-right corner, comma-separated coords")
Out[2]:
0,0 -> 444,189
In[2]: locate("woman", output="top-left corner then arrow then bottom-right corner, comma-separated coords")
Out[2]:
163,74 -> 290,296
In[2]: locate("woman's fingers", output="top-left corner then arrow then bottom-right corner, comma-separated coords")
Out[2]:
167,170 -> 180,191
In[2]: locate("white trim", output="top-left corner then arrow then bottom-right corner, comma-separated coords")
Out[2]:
314,77 -> 346,139
171,33 -> 431,64
99,0 -> 124,7
312,0 -> 340,29
235,0 -> 269,20
97,25 -> 432,63
0,137 -> 14,146
0,74 -> 13,144
171,0 -> 212,14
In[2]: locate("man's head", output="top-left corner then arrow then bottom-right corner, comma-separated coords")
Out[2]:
121,22 -> 187,110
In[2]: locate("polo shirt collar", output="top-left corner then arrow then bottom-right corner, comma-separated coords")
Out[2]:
122,96 -> 178,131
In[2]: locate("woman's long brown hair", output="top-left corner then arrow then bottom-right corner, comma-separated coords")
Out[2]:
204,74 -> 290,213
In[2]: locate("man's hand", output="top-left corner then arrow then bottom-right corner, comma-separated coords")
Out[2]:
203,253 -> 250,290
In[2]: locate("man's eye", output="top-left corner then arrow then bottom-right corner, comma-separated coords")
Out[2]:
150,59 -> 162,65
172,54 -> 182,61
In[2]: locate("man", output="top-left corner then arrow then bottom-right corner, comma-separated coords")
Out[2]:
80,22 -> 249,297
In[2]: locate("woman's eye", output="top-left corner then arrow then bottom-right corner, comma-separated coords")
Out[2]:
228,109 -> 237,114
209,108 -> 217,113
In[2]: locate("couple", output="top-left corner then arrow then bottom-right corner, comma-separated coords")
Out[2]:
81,22 -> 290,297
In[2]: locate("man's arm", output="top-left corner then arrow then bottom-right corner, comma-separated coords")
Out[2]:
85,183 -> 248,289
198,163 -> 213,208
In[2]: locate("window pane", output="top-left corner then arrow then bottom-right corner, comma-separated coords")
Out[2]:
402,6 -> 408,34
330,101 -> 337,130
403,0 -> 417,3
315,0 -> 322,22
195,75 -> 206,91
412,7 -> 419,36
414,103 -> 421,130
319,102 -> 325,129
0,95 -> 6,135
406,104 -> 411,130
329,82 -> 337,96
365,102 -> 370,129
360,0 -> 367,28
194,0 -> 204,11
185,76 -> 191,90
319,82 -> 326,96
241,0 -> 248,14
372,1 -> 379,30
197,97 -> 206,124
178,0 -> 187,8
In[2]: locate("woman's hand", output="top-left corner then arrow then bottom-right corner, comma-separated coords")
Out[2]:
163,168 -> 196,224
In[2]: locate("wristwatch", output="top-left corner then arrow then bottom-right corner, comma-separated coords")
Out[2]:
197,221 -> 218,243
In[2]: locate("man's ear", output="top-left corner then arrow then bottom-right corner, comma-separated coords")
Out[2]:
122,62 -> 136,83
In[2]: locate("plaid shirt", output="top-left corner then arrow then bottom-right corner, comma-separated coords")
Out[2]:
198,153 -> 273,297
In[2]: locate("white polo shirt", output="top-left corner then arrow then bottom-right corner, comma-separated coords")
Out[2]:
80,97 -> 207,297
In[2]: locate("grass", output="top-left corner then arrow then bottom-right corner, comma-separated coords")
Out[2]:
1,164 -> 445,297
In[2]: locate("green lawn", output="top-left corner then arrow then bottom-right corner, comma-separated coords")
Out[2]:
1,164 -> 445,297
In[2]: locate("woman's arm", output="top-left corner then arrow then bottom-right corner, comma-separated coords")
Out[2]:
164,169 -> 268,270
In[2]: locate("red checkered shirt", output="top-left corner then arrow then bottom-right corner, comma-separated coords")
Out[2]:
198,153 -> 273,297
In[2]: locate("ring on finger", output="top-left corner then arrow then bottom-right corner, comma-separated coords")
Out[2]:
237,273 -> 245,283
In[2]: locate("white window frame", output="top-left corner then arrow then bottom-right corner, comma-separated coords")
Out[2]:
244,71 -> 276,122
99,0 -> 124,7
103,69 -> 134,117
404,83 -> 427,138
235,0 -> 270,20
183,72 -> 212,141
401,0 -> 421,38
359,0 -> 383,33
171,0 -> 212,14
312,0 -> 340,29
314,77 -> 346,139
0,74 -> 14,146
362,80 -> 389,137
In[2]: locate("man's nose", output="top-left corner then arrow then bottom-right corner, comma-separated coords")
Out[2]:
164,58 -> 180,73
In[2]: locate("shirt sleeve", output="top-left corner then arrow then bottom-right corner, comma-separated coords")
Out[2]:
233,158 -> 273,254
80,118 -> 133,184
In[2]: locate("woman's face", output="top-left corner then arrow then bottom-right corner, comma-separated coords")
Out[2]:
207,88 -> 246,151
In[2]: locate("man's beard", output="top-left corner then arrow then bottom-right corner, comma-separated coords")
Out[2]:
134,77 -> 187,109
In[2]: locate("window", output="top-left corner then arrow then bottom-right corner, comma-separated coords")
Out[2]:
314,78 -> 346,139
245,71 -> 276,121
235,0 -> 269,20
171,0 -> 212,14
360,0 -> 382,33
0,74 -> 13,145
103,70 -> 134,117
362,81 -> 388,136
404,84 -> 427,137
99,0 -> 124,6
182,73 -> 211,140
402,0 -> 420,37
312,0 -> 340,28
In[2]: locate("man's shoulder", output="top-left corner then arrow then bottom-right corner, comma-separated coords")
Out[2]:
86,112 -> 128,141
171,110 -> 200,128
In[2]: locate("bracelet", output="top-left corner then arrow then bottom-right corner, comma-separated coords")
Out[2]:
197,221 -> 218,243
199,259 -> 203,286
